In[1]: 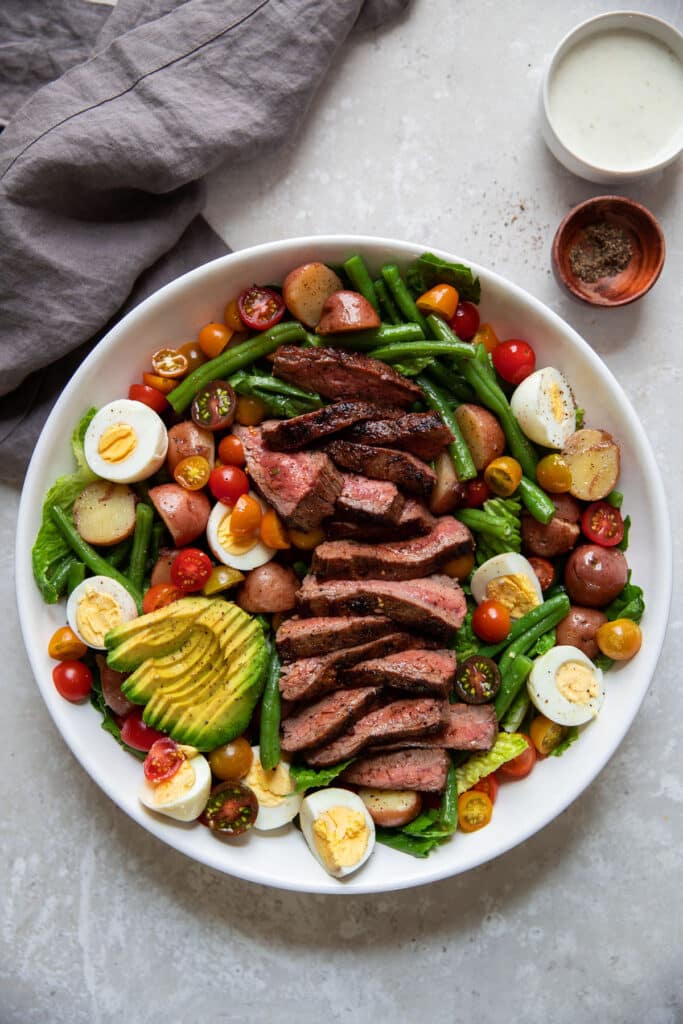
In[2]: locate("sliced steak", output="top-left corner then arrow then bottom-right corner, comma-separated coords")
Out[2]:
325,499 -> 435,542
379,703 -> 498,752
297,573 -> 467,639
261,402 -> 384,452
341,747 -> 450,792
312,517 -> 474,581
280,686 -> 382,752
324,440 -> 437,497
272,345 -> 423,408
234,425 -> 342,530
275,615 -> 395,661
345,649 -> 457,698
336,473 -> 405,524
304,699 -> 447,767
344,411 -> 453,461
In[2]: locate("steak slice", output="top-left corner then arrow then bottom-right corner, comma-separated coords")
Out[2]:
304,699 -> 447,767
234,425 -> 342,530
273,345 -> 423,408
280,686 -> 382,752
324,440 -> 437,497
344,412 -> 453,461
311,517 -> 474,581
336,473 -> 405,524
297,573 -> 467,639
325,498 -> 435,542
275,615 -> 395,661
345,649 -> 457,698
341,748 -> 450,792
261,401 -> 386,452
378,703 -> 498,752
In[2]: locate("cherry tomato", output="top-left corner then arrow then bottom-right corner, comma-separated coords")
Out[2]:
151,347 -> 188,378
442,551 -> 475,580
259,509 -> 291,550
463,477 -> 491,508
197,322 -> 233,359
142,372 -> 176,395
237,285 -> 286,331
208,737 -> 253,781
176,340 -> 208,373
498,734 -> 536,779
288,525 -> 326,550
235,394 -> 267,426
471,773 -> 499,805
528,556 -> 555,592
416,284 -> 459,319
449,300 -> 480,342
472,322 -> 499,354
492,339 -> 536,385
484,456 -> 523,497
191,381 -> 237,431
458,790 -> 493,832
128,383 -> 168,414
472,600 -> 511,643
173,454 -> 211,491
209,464 -> 249,505
120,707 -> 167,752
142,582 -> 184,614
48,625 -> 87,661
217,434 -> 245,466
52,660 -> 93,702
581,501 -> 625,547
143,737 -> 185,783
529,715 -> 568,756
536,453 -> 572,493
596,618 -> 642,660
171,548 -> 212,592
454,655 -> 501,704
230,493 -> 262,537
200,780 -> 258,835
224,298 -> 245,332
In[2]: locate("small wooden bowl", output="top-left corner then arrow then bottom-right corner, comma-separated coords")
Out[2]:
552,196 -> 665,306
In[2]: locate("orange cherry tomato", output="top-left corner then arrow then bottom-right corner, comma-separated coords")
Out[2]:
471,773 -> 499,805
497,735 -> 537,780
472,600 -> 511,643
458,790 -> 493,832
48,625 -> 87,661
536,453 -> 572,493
151,347 -> 188,378
142,582 -> 185,614
229,494 -> 262,537
198,322 -> 233,359
260,509 -> 290,549
529,715 -> 568,756
442,551 -> 475,579
173,455 -> 211,491
416,284 -> 459,320
484,456 -> 523,497
472,322 -> 499,354
217,434 -> 245,466
143,372 -> 176,395
224,298 -> 245,332
596,618 -> 642,661
235,395 -> 267,426
176,340 -> 208,373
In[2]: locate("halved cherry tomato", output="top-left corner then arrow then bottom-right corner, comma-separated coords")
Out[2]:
458,790 -> 493,832
171,548 -> 212,592
471,773 -> 499,805
202,565 -> 244,596
197,322 -> 233,359
484,456 -> 523,497
492,339 -> 536,385
528,556 -> 555,592
143,737 -> 186,783
449,300 -> 480,341
529,715 -> 567,756
217,434 -> 245,466
472,600 -> 511,643
143,372 -> 176,394
581,501 -> 625,547
416,284 -> 459,320
128,383 -> 168,414
472,322 -> 499,354
120,707 -> 166,752
260,508 -> 290,549
497,734 -> 536,779
209,465 -> 249,505
191,381 -> 237,431
596,618 -> 642,660
536,453 -> 572,493
142,582 -> 184,614
237,286 -> 285,331
200,780 -> 258,835
52,660 -> 93,702
48,625 -> 87,661
224,298 -> 245,332
151,347 -> 188,378
173,454 -> 211,491
463,477 -> 491,508
288,525 -> 326,550
455,655 -> 501,704
235,394 -> 267,426
229,493 -> 262,537
442,551 -> 475,579
176,340 -> 207,373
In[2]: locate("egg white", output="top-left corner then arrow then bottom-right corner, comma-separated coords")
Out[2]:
66,575 -> 139,650
84,399 -> 168,483
470,553 -> 543,610
138,752 -> 212,822
245,746 -> 303,831
300,787 -> 376,878
206,494 -> 276,571
527,646 -> 605,726
510,367 -> 576,449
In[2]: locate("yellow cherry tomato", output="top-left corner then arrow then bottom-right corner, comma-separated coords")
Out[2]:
48,626 -> 87,661
173,455 -> 211,491
176,340 -> 207,373
288,525 -> 326,550
472,322 -> 499,354
484,456 -> 523,497
416,284 -> 459,320
198,322 -> 233,359
229,494 -> 263,537
536,453 -> 572,493
151,347 -> 188,378
235,395 -> 267,426
457,791 -> 493,833
442,551 -> 475,579
202,565 -> 245,596
596,619 -> 642,661
224,298 -> 245,332
260,509 -> 291,550
529,715 -> 568,756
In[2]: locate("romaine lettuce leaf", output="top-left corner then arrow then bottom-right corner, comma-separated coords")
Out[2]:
455,732 -> 529,793
605,577 -> 644,623
406,253 -> 481,304
289,759 -> 354,792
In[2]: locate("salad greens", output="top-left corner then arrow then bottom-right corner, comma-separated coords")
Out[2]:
456,496 -> 522,564
455,733 -> 529,794
290,760 -> 355,792
406,252 -> 481,304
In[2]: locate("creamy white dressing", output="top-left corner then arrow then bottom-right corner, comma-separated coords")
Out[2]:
549,28 -> 683,170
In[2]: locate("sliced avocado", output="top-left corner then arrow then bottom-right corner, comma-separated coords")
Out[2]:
105,597 -> 210,671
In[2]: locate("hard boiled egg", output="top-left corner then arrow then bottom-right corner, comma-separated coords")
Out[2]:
66,575 -> 138,649
510,367 -> 576,449
527,646 -> 605,726
138,749 -> 212,822
244,746 -> 303,831
206,494 -> 275,571
470,553 -> 543,619
300,788 -> 376,878
84,399 -> 168,483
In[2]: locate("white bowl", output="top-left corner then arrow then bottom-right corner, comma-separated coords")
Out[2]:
15,235 -> 672,894
540,11 -> 683,183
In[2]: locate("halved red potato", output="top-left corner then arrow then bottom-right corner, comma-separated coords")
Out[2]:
454,404 -> 506,471
357,788 -> 423,827
317,290 -> 381,335
148,484 -> 210,547
282,262 -> 344,327
562,428 -> 620,501
73,481 -> 137,546
430,450 -> 466,515
166,421 -> 215,475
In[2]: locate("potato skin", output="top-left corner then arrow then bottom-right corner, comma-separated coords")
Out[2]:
236,563 -> 299,614
148,484 -> 210,547
150,547 -> 180,586
282,262 -> 343,328
454,404 -> 506,471
357,788 -> 423,828
317,290 -> 381,334
521,493 -> 581,558
556,606 -> 608,659
429,451 -> 466,514
166,421 -> 215,474
564,544 -> 628,608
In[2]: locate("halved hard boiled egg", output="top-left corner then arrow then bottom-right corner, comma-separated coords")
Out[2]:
510,367 -> 576,449
470,553 -> 543,619
84,399 -> 168,483
300,788 -> 376,878
66,575 -> 138,649
244,746 -> 303,831
138,749 -> 212,822
206,494 -> 275,571
527,646 -> 605,726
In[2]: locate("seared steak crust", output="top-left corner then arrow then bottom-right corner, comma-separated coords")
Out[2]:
378,703 -> 498,752
272,346 -> 423,408
325,499 -> 435,542
341,747 -> 451,792
345,649 -> 457,698
324,440 -> 437,497
262,402 -> 387,452
344,412 -> 453,461
275,615 -> 395,661
280,686 -> 382,752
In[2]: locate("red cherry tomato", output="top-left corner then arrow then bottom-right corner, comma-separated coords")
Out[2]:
209,464 -> 250,505
472,600 -> 511,643
52,660 -> 93,702
142,582 -> 185,614
449,300 -> 480,342
237,286 -> 285,331
170,548 -> 212,592
471,773 -> 499,805
491,339 -> 536,385
217,434 -> 246,467
120,707 -> 166,752
497,735 -> 537,779
144,737 -> 185,783
463,477 -> 491,508
581,501 -> 625,547
128,383 -> 169,415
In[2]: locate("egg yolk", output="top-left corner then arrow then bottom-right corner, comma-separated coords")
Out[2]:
76,588 -> 124,646
246,757 -> 293,807
556,661 -> 599,707
216,512 -> 258,556
548,381 -> 566,423
151,759 -> 197,806
97,423 -> 137,463
312,807 -> 369,873
486,574 -> 540,619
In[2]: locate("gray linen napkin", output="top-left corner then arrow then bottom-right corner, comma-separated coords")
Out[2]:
0,0 -> 408,484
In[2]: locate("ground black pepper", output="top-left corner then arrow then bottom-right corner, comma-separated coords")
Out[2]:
568,222 -> 633,282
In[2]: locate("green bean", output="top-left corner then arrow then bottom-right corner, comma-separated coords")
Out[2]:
369,339 -> 476,363
607,489 -> 624,509
495,600 -> 574,720
455,507 -> 518,543
66,561 -> 86,595
302,331 -> 323,348
128,503 -> 154,595
106,536 -> 134,569
440,762 -> 458,833
49,505 -> 142,610
148,521 -> 164,572
229,371 -> 321,407
167,321 -> 307,413
324,322 -> 424,351
259,649 -> 282,771
380,263 -> 430,334
343,255 -> 381,313
426,362 -> 476,404
416,373 -> 477,482
494,653 -> 534,721
517,476 -> 556,524
501,687 -> 531,733
478,593 -> 571,659
374,278 -> 402,324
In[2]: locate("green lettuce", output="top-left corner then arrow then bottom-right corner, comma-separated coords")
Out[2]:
550,725 -> 579,757
452,608 -> 481,664
289,759 -> 354,792
455,732 -> 529,794
406,253 -> 481,304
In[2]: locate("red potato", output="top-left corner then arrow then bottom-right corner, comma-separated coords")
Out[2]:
357,788 -> 423,827
73,481 -> 137,546
454,404 -> 506,471
148,484 -> 210,547
150,547 -> 180,586
166,421 -> 215,474
521,493 -> 581,558
236,563 -> 299,614
282,262 -> 344,328
317,290 -> 381,335
556,606 -> 608,659
429,450 -> 466,515
562,428 -> 621,502
564,544 -> 628,608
